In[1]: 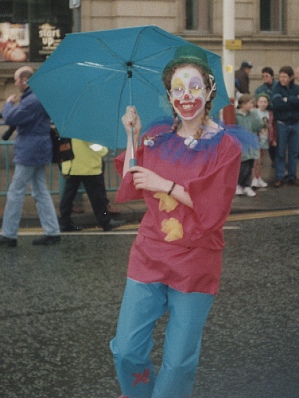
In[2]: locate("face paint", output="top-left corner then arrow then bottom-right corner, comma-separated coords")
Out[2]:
171,76 -> 205,99
173,98 -> 205,119
169,66 -> 207,120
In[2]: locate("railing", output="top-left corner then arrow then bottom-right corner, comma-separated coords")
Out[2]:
0,124 -> 121,197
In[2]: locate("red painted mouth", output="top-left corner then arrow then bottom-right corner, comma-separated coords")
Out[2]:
173,98 -> 204,118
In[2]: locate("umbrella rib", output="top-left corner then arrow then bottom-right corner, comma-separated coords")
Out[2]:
130,29 -> 175,68
133,68 -> 166,96
130,27 -> 147,61
134,47 -> 177,66
134,65 -> 161,74
114,74 -> 130,151
92,36 -> 129,67
129,26 -> 183,61
61,69 -> 126,136
76,62 -> 126,74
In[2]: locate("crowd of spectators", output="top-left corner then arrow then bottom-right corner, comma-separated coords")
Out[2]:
1,60 -> 299,243
234,61 -> 299,196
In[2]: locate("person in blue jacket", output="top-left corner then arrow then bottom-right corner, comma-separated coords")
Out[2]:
0,66 -> 61,247
272,66 -> 299,187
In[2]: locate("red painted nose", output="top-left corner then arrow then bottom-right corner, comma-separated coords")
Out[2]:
183,93 -> 190,100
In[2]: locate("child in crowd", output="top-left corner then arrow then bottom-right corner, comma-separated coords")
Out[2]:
255,93 -> 277,171
235,94 -> 263,197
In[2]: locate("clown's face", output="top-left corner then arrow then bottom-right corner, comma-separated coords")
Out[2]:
169,66 -> 208,120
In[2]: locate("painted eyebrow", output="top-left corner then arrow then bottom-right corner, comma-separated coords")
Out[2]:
189,76 -> 204,86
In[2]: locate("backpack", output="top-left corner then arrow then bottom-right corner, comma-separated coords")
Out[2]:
50,127 -> 74,163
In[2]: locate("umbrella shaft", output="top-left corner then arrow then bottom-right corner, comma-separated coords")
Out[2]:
130,126 -> 136,163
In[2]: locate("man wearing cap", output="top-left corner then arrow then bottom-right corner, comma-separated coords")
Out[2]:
235,60 -> 253,94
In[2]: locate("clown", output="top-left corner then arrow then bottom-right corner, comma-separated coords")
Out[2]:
110,45 -> 242,398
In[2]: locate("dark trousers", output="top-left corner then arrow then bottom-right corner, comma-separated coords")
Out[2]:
269,146 -> 276,164
59,174 -> 110,227
238,159 -> 254,187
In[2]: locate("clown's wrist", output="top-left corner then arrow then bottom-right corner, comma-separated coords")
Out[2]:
167,181 -> 176,196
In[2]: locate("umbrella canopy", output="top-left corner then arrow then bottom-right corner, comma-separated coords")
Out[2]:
29,25 -> 229,150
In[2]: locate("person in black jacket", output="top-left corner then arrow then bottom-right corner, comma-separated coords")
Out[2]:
272,66 -> 299,187
235,61 -> 253,94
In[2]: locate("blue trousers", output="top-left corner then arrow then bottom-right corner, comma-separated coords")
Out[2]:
110,278 -> 214,398
2,164 -> 60,239
275,121 -> 299,181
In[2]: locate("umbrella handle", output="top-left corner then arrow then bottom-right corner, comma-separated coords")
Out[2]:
129,158 -> 137,168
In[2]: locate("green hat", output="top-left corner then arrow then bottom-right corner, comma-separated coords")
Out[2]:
256,92 -> 270,102
162,45 -> 213,79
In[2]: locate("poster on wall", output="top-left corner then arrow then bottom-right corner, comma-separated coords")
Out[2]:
29,23 -> 67,62
0,22 -> 68,62
0,23 -> 29,62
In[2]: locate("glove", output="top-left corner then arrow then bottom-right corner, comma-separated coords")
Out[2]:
2,126 -> 16,140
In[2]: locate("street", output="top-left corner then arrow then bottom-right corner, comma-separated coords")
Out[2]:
0,213 -> 298,398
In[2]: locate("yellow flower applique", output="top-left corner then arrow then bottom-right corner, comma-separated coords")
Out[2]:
161,218 -> 184,242
154,192 -> 178,213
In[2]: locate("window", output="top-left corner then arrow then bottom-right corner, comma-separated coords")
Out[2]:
0,1 -> 13,21
0,1 -> 71,24
260,0 -> 284,32
185,0 -> 210,32
0,1 -> 72,62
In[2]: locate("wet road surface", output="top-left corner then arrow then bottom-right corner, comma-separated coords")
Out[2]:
0,214 -> 298,398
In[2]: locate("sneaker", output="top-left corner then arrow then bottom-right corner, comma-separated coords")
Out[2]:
100,219 -> 125,232
235,185 -> 244,195
243,187 -> 256,197
0,236 -> 17,247
251,177 -> 259,188
32,235 -> 61,245
258,177 -> 268,188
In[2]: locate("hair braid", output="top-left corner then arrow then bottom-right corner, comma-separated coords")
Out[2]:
170,110 -> 179,132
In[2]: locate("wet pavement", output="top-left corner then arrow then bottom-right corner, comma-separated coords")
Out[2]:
0,154 -> 299,397
1,215 -> 298,398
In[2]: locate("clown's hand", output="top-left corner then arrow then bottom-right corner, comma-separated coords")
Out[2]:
130,166 -> 172,193
122,106 -> 142,139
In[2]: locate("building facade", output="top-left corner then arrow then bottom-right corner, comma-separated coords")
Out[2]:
1,0 -> 299,107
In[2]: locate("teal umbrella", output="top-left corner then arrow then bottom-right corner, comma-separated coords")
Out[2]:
29,25 -> 229,153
